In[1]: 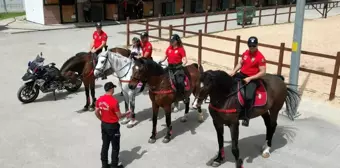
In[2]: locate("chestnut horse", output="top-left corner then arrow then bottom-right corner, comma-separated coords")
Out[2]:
194,70 -> 300,168
60,47 -> 130,111
128,57 -> 204,144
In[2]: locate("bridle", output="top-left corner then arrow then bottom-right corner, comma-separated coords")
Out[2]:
95,52 -> 133,80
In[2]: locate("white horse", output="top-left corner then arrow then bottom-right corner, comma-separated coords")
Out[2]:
93,48 -> 181,128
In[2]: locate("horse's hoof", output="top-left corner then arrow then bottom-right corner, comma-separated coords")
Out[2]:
211,161 -> 221,167
262,151 -> 270,158
89,107 -> 95,111
162,137 -> 171,143
127,120 -> 137,128
82,107 -> 89,111
180,116 -> 187,122
121,118 -> 130,125
198,113 -> 204,123
148,138 -> 156,144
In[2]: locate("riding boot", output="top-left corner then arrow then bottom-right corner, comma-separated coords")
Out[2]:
242,100 -> 253,127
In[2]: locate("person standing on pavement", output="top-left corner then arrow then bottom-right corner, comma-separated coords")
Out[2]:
95,82 -> 129,168
83,0 -> 91,22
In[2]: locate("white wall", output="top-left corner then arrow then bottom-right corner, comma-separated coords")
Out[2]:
24,0 -> 44,24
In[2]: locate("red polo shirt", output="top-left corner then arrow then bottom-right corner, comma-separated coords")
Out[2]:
142,41 -> 152,58
240,49 -> 266,76
95,94 -> 120,123
166,45 -> 186,64
93,31 -> 108,49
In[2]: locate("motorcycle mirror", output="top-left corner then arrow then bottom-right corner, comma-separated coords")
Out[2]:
28,61 -> 31,66
40,52 -> 43,56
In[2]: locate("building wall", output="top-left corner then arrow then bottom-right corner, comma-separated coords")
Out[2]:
24,0 -> 45,24
44,5 -> 61,25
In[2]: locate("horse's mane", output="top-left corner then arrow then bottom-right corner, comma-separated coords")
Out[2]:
137,58 -> 165,76
204,70 -> 234,94
60,52 -> 88,74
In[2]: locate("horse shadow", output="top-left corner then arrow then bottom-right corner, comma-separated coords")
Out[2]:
134,100 -> 198,127
154,108 -> 209,140
35,84 -> 103,103
119,146 -> 147,167
206,126 -> 297,166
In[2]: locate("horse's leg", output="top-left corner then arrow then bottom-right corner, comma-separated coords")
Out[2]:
261,110 -> 278,158
127,92 -> 137,128
172,101 -> 180,112
180,98 -> 190,122
149,102 -> 159,144
162,105 -> 172,143
89,78 -> 96,111
229,122 -> 243,168
211,119 -> 225,167
82,82 -> 90,111
120,91 -> 130,125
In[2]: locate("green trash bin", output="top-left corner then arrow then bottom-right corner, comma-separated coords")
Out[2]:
236,6 -> 256,25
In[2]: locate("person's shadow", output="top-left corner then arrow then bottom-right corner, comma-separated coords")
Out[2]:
206,125 -> 297,166
119,146 -> 147,166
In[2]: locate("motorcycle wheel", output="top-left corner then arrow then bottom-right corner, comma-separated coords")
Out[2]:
65,77 -> 82,93
17,83 -> 40,103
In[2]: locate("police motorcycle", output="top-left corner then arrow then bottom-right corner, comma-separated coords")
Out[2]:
17,52 -> 82,103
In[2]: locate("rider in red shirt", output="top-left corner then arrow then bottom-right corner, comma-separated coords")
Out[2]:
159,34 -> 188,101
138,32 -> 153,60
95,82 -> 129,168
90,22 -> 108,79
230,36 -> 267,127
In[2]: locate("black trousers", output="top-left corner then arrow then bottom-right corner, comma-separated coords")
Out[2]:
234,72 -> 259,106
169,63 -> 185,94
83,10 -> 91,22
101,122 -> 120,167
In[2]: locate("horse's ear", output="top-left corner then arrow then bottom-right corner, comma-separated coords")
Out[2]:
102,47 -> 106,53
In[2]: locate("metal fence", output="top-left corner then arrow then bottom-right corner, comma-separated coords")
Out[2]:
0,0 -> 25,13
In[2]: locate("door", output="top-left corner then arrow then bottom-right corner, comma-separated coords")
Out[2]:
174,0 -> 184,14
218,0 -> 229,11
162,2 -> 174,16
59,0 -> 78,23
104,0 -> 118,20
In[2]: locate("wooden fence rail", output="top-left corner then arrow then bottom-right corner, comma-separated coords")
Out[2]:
126,4 -> 340,101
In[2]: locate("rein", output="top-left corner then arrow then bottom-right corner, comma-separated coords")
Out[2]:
96,53 -> 133,80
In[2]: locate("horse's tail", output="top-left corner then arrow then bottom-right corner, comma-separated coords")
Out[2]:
284,87 -> 301,121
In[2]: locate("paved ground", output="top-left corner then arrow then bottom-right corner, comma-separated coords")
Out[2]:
1,6 -> 340,168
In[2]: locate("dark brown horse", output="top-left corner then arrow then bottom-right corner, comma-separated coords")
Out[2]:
60,47 -> 130,111
128,57 -> 204,143
194,70 -> 300,168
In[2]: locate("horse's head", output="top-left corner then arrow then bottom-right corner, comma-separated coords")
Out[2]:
94,47 -> 110,78
128,57 -> 149,90
195,70 -> 215,105
195,70 -> 234,107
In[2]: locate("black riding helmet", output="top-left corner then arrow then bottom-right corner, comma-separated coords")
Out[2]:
170,34 -> 181,43
95,22 -> 102,28
140,32 -> 148,39
247,36 -> 258,47
132,37 -> 140,43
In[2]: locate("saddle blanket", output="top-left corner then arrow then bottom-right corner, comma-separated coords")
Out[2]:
237,80 -> 267,107
170,75 -> 190,91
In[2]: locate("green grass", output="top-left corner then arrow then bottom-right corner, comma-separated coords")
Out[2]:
0,12 -> 25,20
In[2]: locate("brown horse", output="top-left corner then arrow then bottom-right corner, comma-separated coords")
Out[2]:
194,70 -> 300,168
60,47 -> 130,111
128,57 -> 204,143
